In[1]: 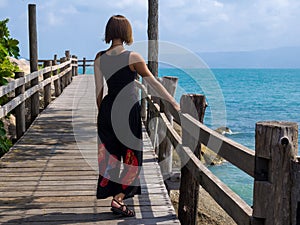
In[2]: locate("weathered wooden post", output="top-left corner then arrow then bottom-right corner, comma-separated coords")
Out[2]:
147,0 -> 158,78
140,79 -> 147,121
178,94 -> 207,225
43,60 -> 52,108
291,158 -> 300,225
83,57 -> 86,74
28,4 -> 39,123
60,57 -> 66,91
53,54 -> 57,65
71,55 -> 77,77
75,55 -> 78,76
15,72 -> 25,139
52,56 -> 61,97
65,50 -> 70,59
158,76 -> 178,178
253,121 -> 298,225
65,50 -> 72,84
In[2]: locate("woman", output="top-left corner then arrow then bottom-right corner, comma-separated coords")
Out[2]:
94,15 -> 180,217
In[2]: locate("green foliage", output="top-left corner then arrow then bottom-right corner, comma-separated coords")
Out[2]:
0,18 -> 20,58
0,18 -> 18,156
0,18 -> 20,86
0,119 -> 12,157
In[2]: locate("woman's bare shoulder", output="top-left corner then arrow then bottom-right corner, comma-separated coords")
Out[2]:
95,51 -> 106,60
129,51 -> 145,63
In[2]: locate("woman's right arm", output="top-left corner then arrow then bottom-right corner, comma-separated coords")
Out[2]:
130,52 -> 180,112
94,53 -> 104,110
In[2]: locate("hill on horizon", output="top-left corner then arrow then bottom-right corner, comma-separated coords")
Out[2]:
197,46 -> 300,69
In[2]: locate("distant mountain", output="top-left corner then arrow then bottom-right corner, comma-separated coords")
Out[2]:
197,47 -> 300,68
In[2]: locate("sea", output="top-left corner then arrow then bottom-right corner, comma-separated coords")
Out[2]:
81,67 -> 300,206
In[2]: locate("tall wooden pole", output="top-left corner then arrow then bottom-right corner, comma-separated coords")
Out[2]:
147,0 -> 158,77
28,4 -> 39,122
15,72 -> 26,140
178,94 -> 207,225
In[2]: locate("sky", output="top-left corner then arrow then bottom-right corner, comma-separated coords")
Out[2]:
1,0 -> 300,60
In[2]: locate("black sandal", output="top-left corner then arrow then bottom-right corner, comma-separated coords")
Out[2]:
111,199 -> 135,217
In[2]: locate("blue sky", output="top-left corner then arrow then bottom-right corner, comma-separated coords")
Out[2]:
1,0 -> 300,60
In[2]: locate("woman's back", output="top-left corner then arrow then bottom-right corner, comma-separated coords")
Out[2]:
100,50 -> 137,100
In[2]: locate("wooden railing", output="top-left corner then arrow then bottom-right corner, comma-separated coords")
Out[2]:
136,77 -> 300,225
0,53 -> 78,140
78,58 -> 93,74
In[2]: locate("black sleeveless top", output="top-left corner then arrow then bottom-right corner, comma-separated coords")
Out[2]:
99,50 -> 138,101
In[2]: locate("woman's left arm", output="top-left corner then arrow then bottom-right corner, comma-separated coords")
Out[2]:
94,54 -> 104,110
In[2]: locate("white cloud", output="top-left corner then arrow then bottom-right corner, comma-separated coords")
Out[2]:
47,12 -> 63,26
213,1 -> 224,8
112,0 -> 147,9
0,0 -> 7,8
159,0 -> 300,51
39,2 -> 79,27
60,5 -> 79,15
2,0 -> 300,58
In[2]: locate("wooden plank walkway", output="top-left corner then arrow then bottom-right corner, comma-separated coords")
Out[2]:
0,75 -> 180,225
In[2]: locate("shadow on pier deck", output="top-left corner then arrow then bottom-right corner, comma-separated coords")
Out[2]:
0,75 -> 180,225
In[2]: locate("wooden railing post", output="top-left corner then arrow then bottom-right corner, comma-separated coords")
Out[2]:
291,158 -> 300,225
14,72 -> 25,139
65,50 -> 70,59
65,50 -> 72,84
53,54 -> 57,65
158,76 -> 178,178
71,55 -> 77,77
141,78 -> 147,121
43,60 -> 52,108
52,57 -> 61,97
83,57 -> 86,74
60,57 -> 66,91
253,121 -> 298,225
178,94 -> 206,225
75,56 -> 78,76
28,4 -> 39,123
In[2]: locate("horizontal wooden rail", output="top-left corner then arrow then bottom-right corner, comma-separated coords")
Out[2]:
78,59 -> 94,62
144,94 -> 253,224
137,76 -> 300,225
78,64 -> 93,67
181,113 -> 255,177
0,52 -> 78,140
0,67 -> 71,118
136,79 -> 255,177
0,60 -> 71,98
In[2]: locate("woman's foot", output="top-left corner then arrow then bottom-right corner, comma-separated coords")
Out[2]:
111,199 -> 135,217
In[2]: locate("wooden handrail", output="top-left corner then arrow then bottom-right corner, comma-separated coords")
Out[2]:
0,54 -> 78,140
0,60 -> 72,98
136,77 -> 299,225
145,94 -> 252,224
136,79 -> 255,177
181,113 -> 255,177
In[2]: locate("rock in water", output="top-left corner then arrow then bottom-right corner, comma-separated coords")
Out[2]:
215,126 -> 233,135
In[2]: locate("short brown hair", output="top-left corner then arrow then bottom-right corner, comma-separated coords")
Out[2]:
105,15 -> 133,45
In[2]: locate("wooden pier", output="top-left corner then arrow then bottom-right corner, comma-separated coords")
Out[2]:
0,75 -> 180,224
1,51 -> 300,224
2,3 -> 298,223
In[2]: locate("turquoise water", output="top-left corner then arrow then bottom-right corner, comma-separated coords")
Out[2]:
83,66 -> 300,205
159,68 -> 300,206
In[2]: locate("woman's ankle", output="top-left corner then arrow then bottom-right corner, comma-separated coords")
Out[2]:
113,193 -> 125,203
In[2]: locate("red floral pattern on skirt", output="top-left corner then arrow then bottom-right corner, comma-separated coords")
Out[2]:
121,149 -> 139,190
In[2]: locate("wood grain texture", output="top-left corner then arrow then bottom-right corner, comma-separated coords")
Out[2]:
0,75 -> 180,225
253,121 -> 298,225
